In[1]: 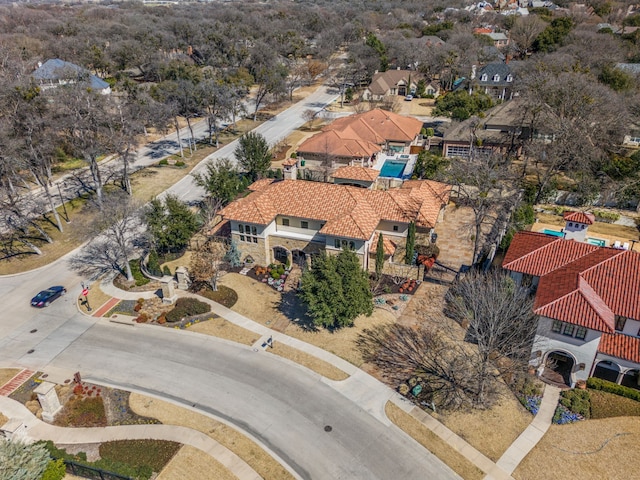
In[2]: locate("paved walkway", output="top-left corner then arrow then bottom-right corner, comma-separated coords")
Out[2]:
0,395 -> 262,480
494,386 -> 561,476
54,279 -> 561,479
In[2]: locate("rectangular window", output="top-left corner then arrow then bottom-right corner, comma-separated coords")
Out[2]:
282,218 -> 289,226
252,226 -> 257,236
238,224 -> 244,234
301,221 -> 309,229
562,323 -> 575,337
575,327 -> 587,340
334,239 -> 341,249
551,320 -> 562,333
239,235 -> 245,242
616,316 -> 627,331
393,225 -> 399,232
252,237 -> 258,243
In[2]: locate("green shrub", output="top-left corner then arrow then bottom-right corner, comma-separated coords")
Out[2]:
147,251 -> 162,277
559,389 -> 591,418
41,459 -> 66,480
175,161 -> 186,167
592,210 -> 620,222
165,297 -> 211,322
129,259 -> 150,286
163,265 -> 172,276
158,159 -> 169,166
587,377 -> 640,401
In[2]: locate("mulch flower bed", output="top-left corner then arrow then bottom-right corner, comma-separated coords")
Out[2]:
246,265 -> 291,292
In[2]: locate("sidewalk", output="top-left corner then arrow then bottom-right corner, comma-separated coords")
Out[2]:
0,395 -> 262,480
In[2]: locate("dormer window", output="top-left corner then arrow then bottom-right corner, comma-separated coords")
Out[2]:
493,74 -> 500,82
481,74 -> 488,82
506,74 -> 513,82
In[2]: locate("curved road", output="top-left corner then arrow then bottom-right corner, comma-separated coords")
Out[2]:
0,87 -> 459,479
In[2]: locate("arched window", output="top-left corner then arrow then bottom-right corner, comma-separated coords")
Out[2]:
238,224 -> 244,233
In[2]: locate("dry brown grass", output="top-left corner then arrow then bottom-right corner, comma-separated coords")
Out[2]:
219,273 -> 395,366
160,251 -> 193,276
268,342 -> 349,381
188,317 -> 259,345
536,213 -> 639,244
0,368 -> 22,388
129,393 -> 295,480
433,387 -> 532,462
78,282 -> 112,315
514,417 -> 640,480
156,445 -> 238,480
386,403 -> 484,480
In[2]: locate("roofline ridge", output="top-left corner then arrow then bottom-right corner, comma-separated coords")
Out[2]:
577,275 -> 614,326
534,288 -> 579,314
503,236 -> 563,269
581,248 -> 626,276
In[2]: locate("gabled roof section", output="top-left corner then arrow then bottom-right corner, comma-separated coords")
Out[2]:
33,58 -> 110,90
502,231 -> 557,266
367,70 -> 422,96
369,232 -> 398,255
324,109 -> 423,144
502,234 -> 597,277
321,199 -> 379,240
535,288 -> 614,332
297,130 -> 381,159
599,333 -> 640,363
333,166 -> 380,182
563,211 -> 595,225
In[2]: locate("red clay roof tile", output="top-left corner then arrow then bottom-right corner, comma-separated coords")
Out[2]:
599,333 -> 640,363
563,211 -> 595,225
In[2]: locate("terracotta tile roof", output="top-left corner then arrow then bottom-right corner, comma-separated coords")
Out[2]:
282,158 -> 297,167
369,232 -> 398,255
563,211 -> 595,225
367,70 -> 423,96
599,333 -> 640,363
247,178 -> 275,191
297,129 -> 381,159
219,179 -> 450,239
333,166 -> 380,182
324,109 -> 423,144
207,219 -> 231,237
504,231 -> 640,331
502,231 -> 556,266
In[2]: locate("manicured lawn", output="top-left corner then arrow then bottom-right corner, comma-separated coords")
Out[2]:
589,389 -> 640,419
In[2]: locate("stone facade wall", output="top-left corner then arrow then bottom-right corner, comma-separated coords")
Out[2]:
233,233 -> 269,265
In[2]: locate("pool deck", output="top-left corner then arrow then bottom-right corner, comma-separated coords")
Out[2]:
532,222 -> 639,252
374,153 -> 417,180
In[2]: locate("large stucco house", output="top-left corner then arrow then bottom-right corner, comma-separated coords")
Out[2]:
216,177 -> 451,272
503,224 -> 640,389
296,108 -> 424,169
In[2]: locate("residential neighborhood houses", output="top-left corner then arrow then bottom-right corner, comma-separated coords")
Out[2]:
4,0 -> 640,479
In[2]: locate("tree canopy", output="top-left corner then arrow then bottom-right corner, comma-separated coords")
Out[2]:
144,193 -> 200,254
300,249 -> 373,329
234,132 -> 272,182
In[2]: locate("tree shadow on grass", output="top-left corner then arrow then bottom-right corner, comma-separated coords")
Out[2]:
278,290 -> 318,332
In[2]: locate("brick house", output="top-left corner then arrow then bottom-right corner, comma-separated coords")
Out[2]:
503,229 -> 640,388
217,177 -> 451,273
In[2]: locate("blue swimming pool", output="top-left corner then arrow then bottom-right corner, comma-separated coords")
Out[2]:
542,228 -> 564,237
587,237 -> 606,247
379,160 -> 407,178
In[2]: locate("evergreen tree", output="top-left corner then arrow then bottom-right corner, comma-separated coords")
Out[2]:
144,194 -> 200,254
234,132 -> 271,181
192,158 -> 248,204
405,222 -> 416,265
375,233 -> 385,279
0,439 -> 51,480
300,250 -> 372,329
225,239 -> 242,267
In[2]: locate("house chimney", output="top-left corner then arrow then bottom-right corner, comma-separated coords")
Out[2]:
187,45 -> 193,56
471,65 -> 477,80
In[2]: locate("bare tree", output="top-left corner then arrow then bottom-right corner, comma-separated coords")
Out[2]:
189,240 -> 228,291
444,269 -> 539,401
509,15 -> 546,59
69,193 -> 143,281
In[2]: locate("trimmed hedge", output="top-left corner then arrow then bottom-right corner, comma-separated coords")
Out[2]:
165,297 -> 211,322
559,388 -> 591,419
129,259 -> 150,286
587,377 -> 640,401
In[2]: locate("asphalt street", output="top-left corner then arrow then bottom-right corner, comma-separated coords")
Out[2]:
0,87 -> 460,479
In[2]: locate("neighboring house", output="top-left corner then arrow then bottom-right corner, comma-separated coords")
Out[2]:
442,99 -> 527,158
469,62 -> 517,101
296,108 -> 424,168
32,58 -> 111,94
362,69 -> 423,101
503,225 -> 640,389
473,28 -> 509,48
217,177 -> 451,272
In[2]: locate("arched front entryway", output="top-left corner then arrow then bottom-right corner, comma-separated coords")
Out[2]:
621,369 -> 640,390
542,351 -> 576,387
593,360 -> 621,383
291,249 -> 306,267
